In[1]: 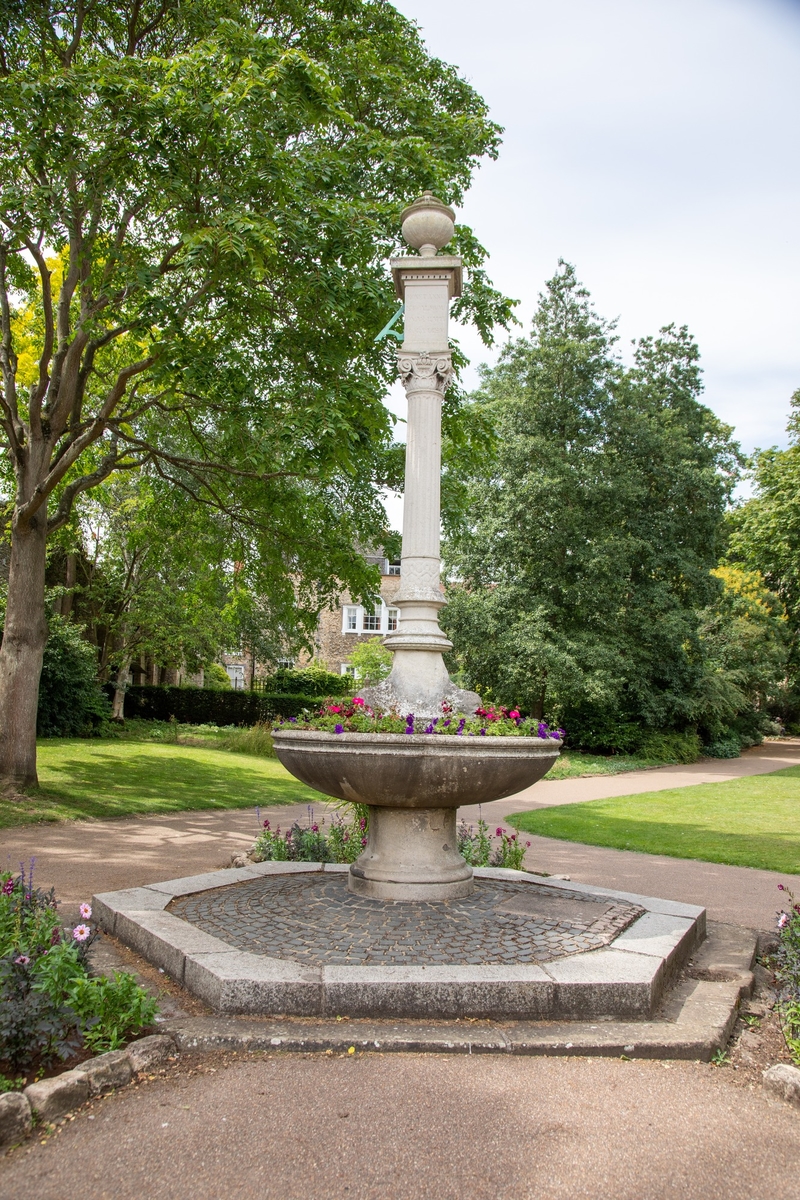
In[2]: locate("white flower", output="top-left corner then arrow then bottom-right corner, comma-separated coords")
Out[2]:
778,912 -> 790,929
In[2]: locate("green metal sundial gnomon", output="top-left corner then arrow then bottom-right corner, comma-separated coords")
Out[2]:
374,303 -> 405,343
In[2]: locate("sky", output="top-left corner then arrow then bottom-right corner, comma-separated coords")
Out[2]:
382,0 -> 800,532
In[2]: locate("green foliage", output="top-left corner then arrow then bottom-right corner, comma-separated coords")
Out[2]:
204,664 -> 233,691
0,867 -> 154,1070
67,972 -> 159,1054
347,637 -> 393,686
774,887 -> 800,1066
121,684 -> 323,723
252,807 -> 368,864
442,263 -> 742,750
457,817 -> 493,866
0,0 -> 512,705
636,732 -> 702,764
727,391 -> 800,723
37,616 -> 110,737
290,698 -> 565,737
260,667 -> 350,696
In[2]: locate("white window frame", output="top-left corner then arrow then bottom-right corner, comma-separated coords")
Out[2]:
340,663 -> 357,676
387,607 -> 399,632
387,560 -> 401,576
342,601 -> 398,634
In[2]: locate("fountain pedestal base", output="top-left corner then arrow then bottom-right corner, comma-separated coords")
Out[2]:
348,805 -> 474,900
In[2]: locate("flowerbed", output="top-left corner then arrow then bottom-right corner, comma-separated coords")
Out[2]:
252,805 -> 369,864
0,864 -> 157,1084
775,885 -> 800,1066
251,806 -> 530,871
277,698 -> 565,739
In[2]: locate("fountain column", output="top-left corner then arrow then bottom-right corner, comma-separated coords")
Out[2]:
363,193 -> 480,720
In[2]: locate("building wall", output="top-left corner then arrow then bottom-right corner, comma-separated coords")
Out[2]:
300,570 -> 402,675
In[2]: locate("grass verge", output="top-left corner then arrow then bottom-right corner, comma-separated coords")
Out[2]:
543,751 -> 673,780
0,738 -> 322,829
509,766 -> 800,874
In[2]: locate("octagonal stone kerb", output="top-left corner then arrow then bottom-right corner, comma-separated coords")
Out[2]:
93,865 -> 703,1021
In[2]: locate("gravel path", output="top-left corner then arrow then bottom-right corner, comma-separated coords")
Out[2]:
2,1051 -> 799,1199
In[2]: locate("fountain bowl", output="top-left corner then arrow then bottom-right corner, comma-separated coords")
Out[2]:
272,730 -> 561,901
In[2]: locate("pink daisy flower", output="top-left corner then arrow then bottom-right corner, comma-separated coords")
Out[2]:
79,902 -> 92,920
72,924 -> 91,942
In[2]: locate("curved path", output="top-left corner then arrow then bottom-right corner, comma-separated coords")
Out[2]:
1,741 -> 797,927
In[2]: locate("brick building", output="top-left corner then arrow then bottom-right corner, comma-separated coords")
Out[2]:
306,555 -> 402,676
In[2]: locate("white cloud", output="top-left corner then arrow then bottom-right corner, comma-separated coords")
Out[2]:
389,0 -> 800,454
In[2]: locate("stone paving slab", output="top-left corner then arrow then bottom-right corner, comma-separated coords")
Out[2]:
94,864 -> 705,1021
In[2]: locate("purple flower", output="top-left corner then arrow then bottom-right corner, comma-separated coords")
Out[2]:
537,722 -> 548,738
334,723 -> 344,734
479,728 -> 486,736
1,878 -> 13,895
778,884 -> 786,891
424,722 -> 435,734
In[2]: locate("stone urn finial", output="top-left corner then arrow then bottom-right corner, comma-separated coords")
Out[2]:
400,191 -> 455,257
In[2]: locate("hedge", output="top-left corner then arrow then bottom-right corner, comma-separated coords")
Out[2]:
109,685 -> 326,725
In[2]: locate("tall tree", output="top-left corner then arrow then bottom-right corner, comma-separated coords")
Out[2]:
443,263 -> 742,750
0,0 -> 511,786
726,388 -> 800,719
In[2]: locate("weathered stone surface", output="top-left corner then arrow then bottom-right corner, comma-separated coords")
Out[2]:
74,1050 -> 133,1096
0,1093 -> 32,1150
126,1034 -> 177,1073
114,909 -> 233,982
92,887 -> 170,933
24,1070 -> 89,1120
763,1063 -> 800,1107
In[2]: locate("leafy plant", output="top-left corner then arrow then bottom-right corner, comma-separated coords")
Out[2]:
282,698 -> 565,739
347,638 -> 393,686
0,869 -> 156,1071
492,827 -> 531,871
67,973 -> 158,1054
458,817 -> 493,866
775,885 -> 800,1066
37,615 -> 110,737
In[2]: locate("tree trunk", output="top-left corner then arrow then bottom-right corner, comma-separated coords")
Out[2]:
62,553 -> 76,618
111,660 -> 131,722
0,510 -> 49,789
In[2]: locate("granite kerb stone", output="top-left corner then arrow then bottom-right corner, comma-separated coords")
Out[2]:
1,1034 -> 179,1150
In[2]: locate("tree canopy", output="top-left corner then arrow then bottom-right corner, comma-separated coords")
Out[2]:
0,0 -> 511,784
442,263 -> 745,751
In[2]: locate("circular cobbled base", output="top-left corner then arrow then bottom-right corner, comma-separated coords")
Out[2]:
170,873 -> 643,967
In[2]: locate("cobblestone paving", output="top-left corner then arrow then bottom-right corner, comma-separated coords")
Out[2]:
170,875 -> 644,966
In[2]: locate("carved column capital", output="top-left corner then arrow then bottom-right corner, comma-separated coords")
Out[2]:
396,351 -> 453,396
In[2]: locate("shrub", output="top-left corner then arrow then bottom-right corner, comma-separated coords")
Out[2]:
775,886 -> 800,1066
703,735 -> 741,759
637,731 -> 702,764
0,867 -> 156,1073
259,666 -> 351,696
204,663 -> 232,690
37,615 -> 110,737
347,638 -> 393,686
117,685 -> 323,725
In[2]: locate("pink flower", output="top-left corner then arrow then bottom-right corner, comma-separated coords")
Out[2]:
496,827 -> 504,837
778,912 -> 790,928
263,819 -> 271,829
72,924 -> 91,942
509,710 -> 521,720
1,878 -> 13,895
14,954 -> 29,965
79,903 -> 92,920
328,706 -> 342,714
352,697 -> 365,706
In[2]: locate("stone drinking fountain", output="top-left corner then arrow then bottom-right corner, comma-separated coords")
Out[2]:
94,196 -> 712,1039
272,193 -> 562,901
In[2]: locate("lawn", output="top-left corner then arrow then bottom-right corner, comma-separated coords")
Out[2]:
509,765 -> 800,875
543,751 -> 668,780
0,738 -> 324,829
